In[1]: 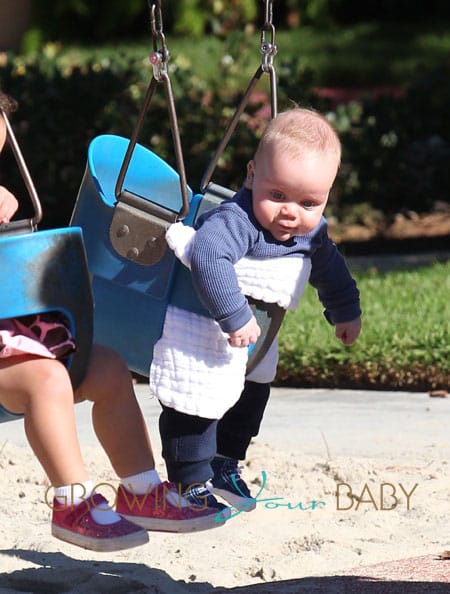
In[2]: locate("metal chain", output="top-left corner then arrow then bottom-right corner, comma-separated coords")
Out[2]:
260,0 -> 277,73
115,0 -> 190,220
200,0 -> 279,192
148,0 -> 170,82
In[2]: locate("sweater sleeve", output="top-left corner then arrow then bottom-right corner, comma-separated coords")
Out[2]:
309,222 -> 361,324
190,206 -> 255,333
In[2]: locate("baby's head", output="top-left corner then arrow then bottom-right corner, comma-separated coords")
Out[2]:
246,107 -> 341,241
253,107 -> 341,165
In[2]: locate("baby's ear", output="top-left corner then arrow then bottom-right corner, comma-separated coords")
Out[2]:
245,160 -> 255,189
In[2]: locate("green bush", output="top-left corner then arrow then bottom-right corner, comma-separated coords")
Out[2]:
329,67 -> 450,215
0,50 -> 141,227
1,42 -> 449,228
327,0 -> 450,25
25,0 -> 259,47
24,1 -> 450,47
1,40 -> 448,391
28,0 -> 148,45
0,39 -> 274,227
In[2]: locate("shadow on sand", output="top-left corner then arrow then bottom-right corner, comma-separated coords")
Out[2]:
0,548 -> 212,594
2,550 -> 450,594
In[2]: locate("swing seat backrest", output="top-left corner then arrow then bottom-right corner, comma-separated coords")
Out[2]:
70,135 -> 200,376
0,227 -> 93,423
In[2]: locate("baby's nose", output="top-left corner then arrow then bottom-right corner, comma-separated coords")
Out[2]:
280,203 -> 298,219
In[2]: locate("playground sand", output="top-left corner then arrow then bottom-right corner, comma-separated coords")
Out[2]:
0,432 -> 449,592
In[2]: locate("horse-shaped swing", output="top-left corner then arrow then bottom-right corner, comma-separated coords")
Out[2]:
0,110 -> 93,423
70,0 -> 285,379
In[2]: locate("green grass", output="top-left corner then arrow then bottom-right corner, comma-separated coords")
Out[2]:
277,261 -> 449,391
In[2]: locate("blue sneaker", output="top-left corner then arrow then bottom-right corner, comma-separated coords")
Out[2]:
183,481 -> 231,522
210,456 -> 256,511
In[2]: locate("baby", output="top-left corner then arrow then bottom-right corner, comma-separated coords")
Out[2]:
151,107 -> 361,513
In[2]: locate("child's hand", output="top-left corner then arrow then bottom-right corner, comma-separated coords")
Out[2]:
0,186 -> 18,223
228,316 -> 261,348
335,317 -> 362,346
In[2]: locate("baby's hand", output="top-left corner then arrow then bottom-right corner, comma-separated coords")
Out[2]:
0,186 -> 18,223
228,316 -> 261,348
335,317 -> 362,346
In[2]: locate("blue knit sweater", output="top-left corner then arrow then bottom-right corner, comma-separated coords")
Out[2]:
191,186 -> 361,333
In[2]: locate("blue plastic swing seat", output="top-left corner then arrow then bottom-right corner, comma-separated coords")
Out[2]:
71,134 -> 283,378
71,135 -> 204,377
0,227 -> 93,423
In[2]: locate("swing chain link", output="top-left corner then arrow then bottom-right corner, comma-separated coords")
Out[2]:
260,0 -> 277,73
113,0 -> 190,264
200,0 -> 279,192
149,0 -> 170,82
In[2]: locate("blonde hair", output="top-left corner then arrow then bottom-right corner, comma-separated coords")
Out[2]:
255,107 -> 341,165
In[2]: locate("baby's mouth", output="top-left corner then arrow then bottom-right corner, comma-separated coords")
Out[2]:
277,223 -> 295,233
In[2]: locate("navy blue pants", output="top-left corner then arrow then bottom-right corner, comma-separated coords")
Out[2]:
159,380 -> 271,487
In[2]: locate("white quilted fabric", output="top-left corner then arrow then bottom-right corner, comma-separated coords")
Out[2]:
151,222 -> 312,419
149,305 -> 247,419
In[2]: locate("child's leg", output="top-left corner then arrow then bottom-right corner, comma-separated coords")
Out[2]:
0,352 -> 149,550
0,347 -> 155,486
0,355 -> 89,486
78,346 -> 226,532
74,344 -> 155,478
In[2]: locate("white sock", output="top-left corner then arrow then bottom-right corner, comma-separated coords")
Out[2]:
90,498 -> 122,525
54,479 -> 121,526
120,469 -> 161,495
54,479 -> 94,507
121,470 -> 190,508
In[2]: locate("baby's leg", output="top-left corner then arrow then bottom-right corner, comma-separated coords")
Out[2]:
158,404 -> 218,488
74,344 -> 155,477
216,380 -> 271,460
0,355 -> 88,486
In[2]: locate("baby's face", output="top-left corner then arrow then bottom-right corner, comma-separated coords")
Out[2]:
248,146 -> 339,242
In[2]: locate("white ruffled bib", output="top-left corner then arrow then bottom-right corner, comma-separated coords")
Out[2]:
149,223 -> 311,419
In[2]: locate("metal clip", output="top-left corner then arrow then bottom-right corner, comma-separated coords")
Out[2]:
260,0 -> 277,73
149,0 -> 169,81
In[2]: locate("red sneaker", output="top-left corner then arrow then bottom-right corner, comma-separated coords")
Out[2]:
51,493 -> 149,552
116,481 -> 230,533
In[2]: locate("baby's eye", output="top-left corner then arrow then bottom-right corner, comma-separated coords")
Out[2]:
270,190 -> 285,201
301,200 -> 315,209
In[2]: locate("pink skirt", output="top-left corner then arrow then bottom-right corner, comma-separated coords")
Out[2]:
0,313 -> 76,360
